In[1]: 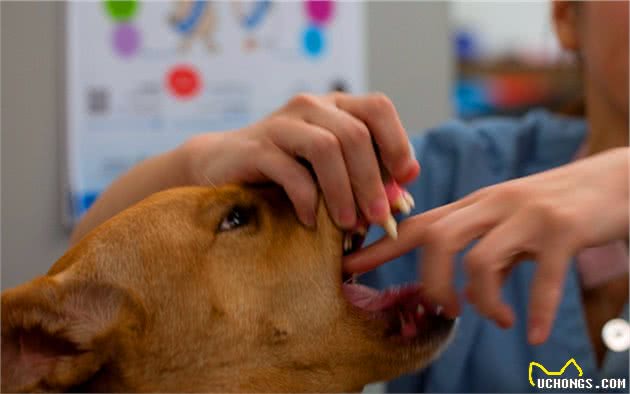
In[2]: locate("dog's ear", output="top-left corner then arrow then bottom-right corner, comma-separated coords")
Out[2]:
1,276 -> 145,392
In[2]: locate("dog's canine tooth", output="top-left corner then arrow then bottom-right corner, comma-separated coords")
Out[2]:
403,191 -> 415,209
393,195 -> 411,215
343,273 -> 359,285
435,305 -> 443,316
416,304 -> 425,316
382,214 -> 398,239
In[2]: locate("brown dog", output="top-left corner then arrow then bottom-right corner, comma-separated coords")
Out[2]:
2,185 -> 454,392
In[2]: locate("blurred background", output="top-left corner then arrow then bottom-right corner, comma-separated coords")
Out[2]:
1,1 -> 580,290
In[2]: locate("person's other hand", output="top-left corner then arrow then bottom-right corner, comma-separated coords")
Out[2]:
344,147 -> 629,344
182,93 -> 420,228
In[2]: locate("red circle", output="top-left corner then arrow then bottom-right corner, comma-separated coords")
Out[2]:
167,65 -> 201,99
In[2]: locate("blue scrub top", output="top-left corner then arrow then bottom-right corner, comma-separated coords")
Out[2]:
362,110 -> 629,392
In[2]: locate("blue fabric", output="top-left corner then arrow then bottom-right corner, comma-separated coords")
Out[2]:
361,110 -> 629,392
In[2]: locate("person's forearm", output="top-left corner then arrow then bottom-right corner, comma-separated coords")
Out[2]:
69,144 -> 192,245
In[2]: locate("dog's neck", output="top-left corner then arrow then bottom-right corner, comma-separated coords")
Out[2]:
236,365 -> 366,393
72,359 -> 366,392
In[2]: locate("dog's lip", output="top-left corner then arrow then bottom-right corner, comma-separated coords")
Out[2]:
341,282 -> 453,340
339,224 -> 453,340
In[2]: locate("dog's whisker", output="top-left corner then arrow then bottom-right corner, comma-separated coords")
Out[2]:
201,173 -> 218,190
343,272 -> 365,285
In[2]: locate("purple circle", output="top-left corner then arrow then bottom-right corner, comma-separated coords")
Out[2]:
112,24 -> 140,57
305,0 -> 334,25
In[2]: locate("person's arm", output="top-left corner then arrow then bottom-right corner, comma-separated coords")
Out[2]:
70,93 -> 420,245
345,146 -> 630,344
69,146 -> 192,245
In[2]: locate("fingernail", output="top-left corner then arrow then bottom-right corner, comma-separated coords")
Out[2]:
338,207 -> 356,228
401,161 -> 420,183
445,298 -> 460,318
528,321 -> 544,344
303,211 -> 317,228
369,198 -> 388,220
500,306 -> 515,329
498,317 -> 512,329
408,141 -> 416,161
463,286 -> 475,303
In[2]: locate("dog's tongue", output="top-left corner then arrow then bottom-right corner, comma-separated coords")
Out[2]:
400,311 -> 418,337
342,283 -> 426,338
341,283 -> 422,311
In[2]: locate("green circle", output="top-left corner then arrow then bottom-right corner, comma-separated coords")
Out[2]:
104,0 -> 138,22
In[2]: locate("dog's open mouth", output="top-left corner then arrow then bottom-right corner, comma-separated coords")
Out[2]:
341,230 -> 454,341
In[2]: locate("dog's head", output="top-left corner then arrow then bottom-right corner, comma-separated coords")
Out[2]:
2,185 -> 454,392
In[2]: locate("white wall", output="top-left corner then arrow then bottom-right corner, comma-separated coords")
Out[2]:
450,0 -> 561,62
367,1 -> 453,133
1,1 -> 452,289
1,2 -> 69,289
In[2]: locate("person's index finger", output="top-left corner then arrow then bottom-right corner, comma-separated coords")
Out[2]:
343,202 -> 462,273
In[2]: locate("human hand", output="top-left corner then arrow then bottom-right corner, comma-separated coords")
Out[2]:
182,93 -> 420,229
344,147 -> 629,344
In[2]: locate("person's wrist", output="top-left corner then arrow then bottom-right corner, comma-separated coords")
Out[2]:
177,131 -> 239,186
177,134 -> 214,185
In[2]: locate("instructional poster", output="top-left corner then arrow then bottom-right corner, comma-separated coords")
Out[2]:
65,0 -> 366,223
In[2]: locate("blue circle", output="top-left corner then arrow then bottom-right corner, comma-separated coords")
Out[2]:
302,26 -> 325,57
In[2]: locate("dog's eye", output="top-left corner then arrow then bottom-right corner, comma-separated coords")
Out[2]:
218,206 -> 255,232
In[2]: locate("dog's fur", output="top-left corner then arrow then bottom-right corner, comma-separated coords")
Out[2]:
2,185 -> 451,392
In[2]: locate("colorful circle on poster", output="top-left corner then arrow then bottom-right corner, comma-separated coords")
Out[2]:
302,25 -> 325,57
112,24 -> 140,57
305,0 -> 334,25
104,0 -> 139,22
166,65 -> 201,99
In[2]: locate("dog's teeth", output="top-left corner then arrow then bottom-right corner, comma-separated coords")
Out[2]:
403,191 -> 415,209
435,305 -> 443,316
343,234 -> 352,252
351,273 -> 358,284
382,214 -> 398,239
416,304 -> 425,316
393,195 -> 411,215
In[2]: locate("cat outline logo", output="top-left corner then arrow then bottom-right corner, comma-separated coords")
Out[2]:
528,358 -> 584,387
